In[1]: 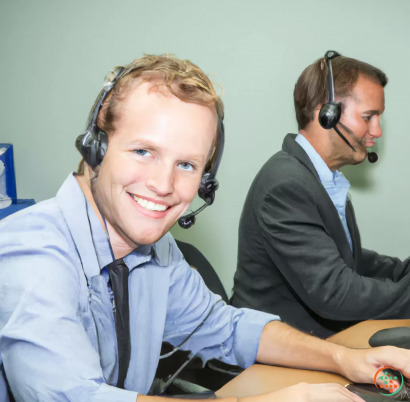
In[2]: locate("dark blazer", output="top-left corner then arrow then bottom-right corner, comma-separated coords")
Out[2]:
231,134 -> 410,339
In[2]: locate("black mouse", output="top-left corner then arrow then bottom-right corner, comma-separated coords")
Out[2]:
369,327 -> 410,350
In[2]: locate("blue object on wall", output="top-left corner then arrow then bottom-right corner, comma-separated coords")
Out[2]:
0,144 -> 36,220
0,144 -> 17,199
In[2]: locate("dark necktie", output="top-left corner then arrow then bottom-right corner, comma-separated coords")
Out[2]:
106,258 -> 131,389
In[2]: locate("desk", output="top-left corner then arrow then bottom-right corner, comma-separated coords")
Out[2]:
216,320 -> 410,398
216,365 -> 349,398
327,319 -> 410,349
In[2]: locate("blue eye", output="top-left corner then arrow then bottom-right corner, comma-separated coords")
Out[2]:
134,149 -> 151,157
178,162 -> 194,172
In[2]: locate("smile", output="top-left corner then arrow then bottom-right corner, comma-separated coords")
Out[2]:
129,194 -> 169,212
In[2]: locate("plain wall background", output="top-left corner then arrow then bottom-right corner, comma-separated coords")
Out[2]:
1,0 -> 409,295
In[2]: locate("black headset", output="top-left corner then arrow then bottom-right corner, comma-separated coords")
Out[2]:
318,50 -> 378,163
75,64 -> 225,229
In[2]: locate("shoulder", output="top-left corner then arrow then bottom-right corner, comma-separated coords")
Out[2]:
245,151 -> 317,209
0,197 -> 72,250
0,197 -> 80,289
257,150 -> 314,187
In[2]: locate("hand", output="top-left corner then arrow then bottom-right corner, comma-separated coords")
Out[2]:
248,383 -> 365,402
336,346 -> 410,384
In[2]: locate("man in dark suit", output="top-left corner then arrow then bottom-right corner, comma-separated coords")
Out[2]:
231,52 -> 410,339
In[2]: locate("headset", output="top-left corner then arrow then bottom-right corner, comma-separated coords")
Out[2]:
76,63 -> 225,229
318,50 -> 378,163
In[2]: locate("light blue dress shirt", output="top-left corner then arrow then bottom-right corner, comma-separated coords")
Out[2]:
295,134 -> 353,252
0,173 -> 279,402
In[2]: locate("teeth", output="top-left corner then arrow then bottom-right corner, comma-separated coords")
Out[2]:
131,194 -> 168,212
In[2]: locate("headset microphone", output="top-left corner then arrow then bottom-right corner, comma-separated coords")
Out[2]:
367,152 -> 378,163
178,204 -> 208,229
319,50 -> 378,163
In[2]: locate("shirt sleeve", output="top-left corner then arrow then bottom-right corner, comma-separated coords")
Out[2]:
163,258 -> 279,369
0,219 -> 137,402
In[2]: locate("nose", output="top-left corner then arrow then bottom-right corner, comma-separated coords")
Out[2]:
145,163 -> 175,196
369,115 -> 382,138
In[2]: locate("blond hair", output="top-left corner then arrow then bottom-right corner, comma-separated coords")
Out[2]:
77,54 -> 223,173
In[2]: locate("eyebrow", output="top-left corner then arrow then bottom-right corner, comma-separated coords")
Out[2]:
362,109 -> 383,116
126,140 -> 205,164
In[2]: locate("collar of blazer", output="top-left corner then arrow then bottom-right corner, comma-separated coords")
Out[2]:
282,134 -> 322,181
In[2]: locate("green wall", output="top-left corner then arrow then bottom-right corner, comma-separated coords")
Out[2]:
1,0 -> 409,295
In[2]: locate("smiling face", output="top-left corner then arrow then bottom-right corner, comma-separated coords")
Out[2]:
92,81 -> 217,249
332,75 -> 385,165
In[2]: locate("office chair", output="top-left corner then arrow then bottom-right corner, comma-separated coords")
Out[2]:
175,240 -> 229,303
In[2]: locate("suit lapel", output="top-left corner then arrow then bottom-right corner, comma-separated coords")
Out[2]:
345,199 -> 360,263
282,134 -> 355,267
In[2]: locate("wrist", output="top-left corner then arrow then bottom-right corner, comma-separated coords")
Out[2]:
332,345 -> 350,378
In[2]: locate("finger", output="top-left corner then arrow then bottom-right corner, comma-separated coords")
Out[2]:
375,347 -> 410,378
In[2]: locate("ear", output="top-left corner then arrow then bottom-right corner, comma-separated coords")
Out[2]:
313,108 -> 321,121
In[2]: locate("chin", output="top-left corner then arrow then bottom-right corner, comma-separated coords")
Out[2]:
351,152 -> 368,165
128,225 -> 170,246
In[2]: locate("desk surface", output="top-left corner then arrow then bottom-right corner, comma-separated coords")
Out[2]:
216,365 -> 349,398
327,319 -> 410,349
216,320 -> 410,398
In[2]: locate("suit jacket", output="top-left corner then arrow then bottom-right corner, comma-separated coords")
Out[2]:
231,134 -> 410,338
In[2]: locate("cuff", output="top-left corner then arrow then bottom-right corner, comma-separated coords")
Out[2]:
233,308 -> 280,368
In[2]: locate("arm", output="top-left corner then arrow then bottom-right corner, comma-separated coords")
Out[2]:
257,320 -> 410,389
260,179 -> 410,321
347,200 -> 410,281
0,223 -> 137,402
164,257 -> 280,368
359,248 -> 410,281
160,272 -> 365,402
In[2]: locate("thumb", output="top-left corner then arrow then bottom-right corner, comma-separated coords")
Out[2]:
370,347 -> 410,378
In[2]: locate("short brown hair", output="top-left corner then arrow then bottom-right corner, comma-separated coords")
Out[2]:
293,54 -> 388,130
77,54 -> 223,173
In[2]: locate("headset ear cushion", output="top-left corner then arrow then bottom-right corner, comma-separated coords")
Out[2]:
97,131 -> 108,166
198,178 -> 219,206
319,101 -> 342,129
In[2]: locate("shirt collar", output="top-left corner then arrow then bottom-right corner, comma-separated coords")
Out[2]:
56,173 -> 171,275
295,133 -> 335,183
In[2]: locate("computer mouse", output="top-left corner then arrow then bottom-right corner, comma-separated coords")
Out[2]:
369,327 -> 410,349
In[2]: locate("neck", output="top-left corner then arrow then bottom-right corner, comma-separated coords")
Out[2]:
75,172 -> 136,260
299,129 -> 347,171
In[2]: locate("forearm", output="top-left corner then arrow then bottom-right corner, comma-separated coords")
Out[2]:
361,248 -> 410,281
256,321 -> 346,374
